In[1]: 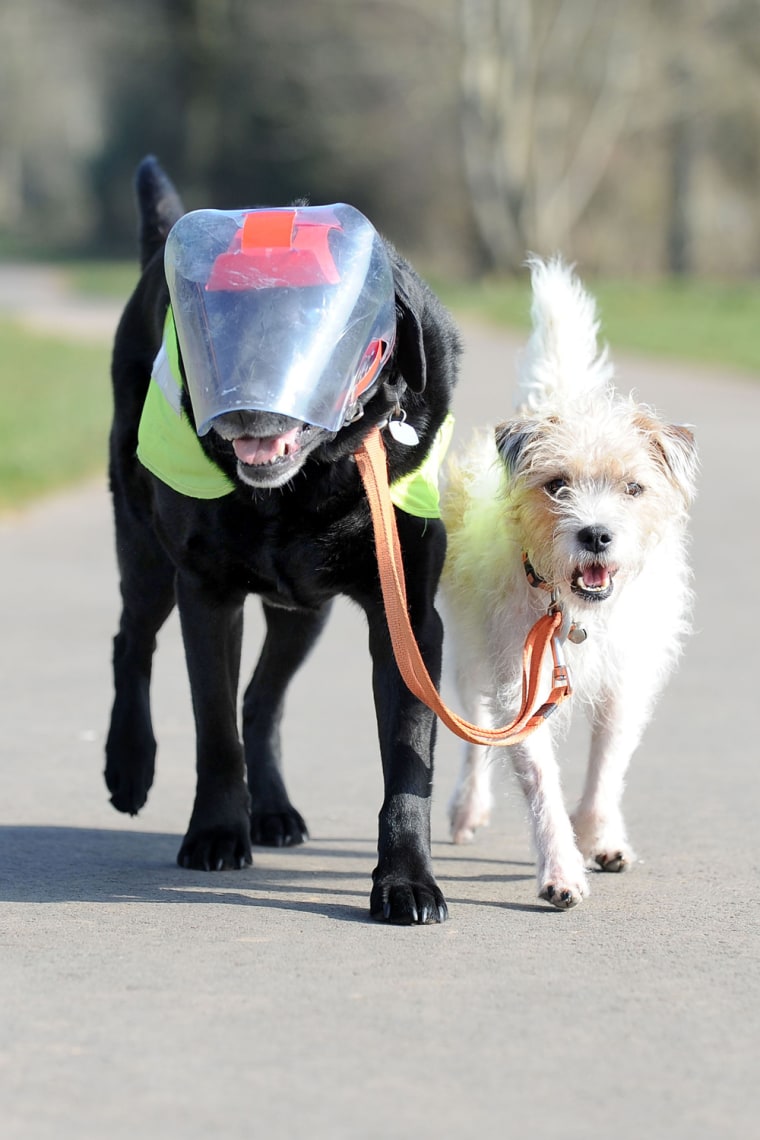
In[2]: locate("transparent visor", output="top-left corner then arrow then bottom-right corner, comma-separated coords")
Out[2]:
164,203 -> 397,435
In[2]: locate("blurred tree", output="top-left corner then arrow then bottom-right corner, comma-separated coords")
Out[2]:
0,0 -> 104,247
458,0 -> 647,272
88,0 -> 470,267
3,0 -> 760,275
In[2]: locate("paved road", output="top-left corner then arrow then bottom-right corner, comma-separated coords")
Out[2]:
1,283 -> 758,1139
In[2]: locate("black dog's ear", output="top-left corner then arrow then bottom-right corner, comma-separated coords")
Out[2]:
393,270 -> 427,394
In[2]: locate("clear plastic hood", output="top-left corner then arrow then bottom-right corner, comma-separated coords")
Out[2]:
164,203 -> 397,435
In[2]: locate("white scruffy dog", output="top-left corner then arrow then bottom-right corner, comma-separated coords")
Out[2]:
440,257 -> 698,909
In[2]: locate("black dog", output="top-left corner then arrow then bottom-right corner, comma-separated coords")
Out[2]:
105,157 -> 460,923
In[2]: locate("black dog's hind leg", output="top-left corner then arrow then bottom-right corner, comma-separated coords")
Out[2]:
244,600 -> 332,847
175,575 -> 252,871
106,499 -> 176,815
363,514 -> 449,925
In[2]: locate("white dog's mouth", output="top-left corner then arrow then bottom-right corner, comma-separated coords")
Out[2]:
571,563 -> 617,602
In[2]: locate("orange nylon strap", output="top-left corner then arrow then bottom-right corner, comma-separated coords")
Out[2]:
354,426 -> 572,747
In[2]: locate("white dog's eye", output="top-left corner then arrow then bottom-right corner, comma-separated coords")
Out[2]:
626,481 -> 644,498
544,477 -> 568,498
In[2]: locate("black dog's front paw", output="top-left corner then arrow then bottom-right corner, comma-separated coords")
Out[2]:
250,807 -> 308,848
177,823 -> 253,871
105,742 -> 155,816
178,791 -> 252,871
370,871 -> 448,926
178,781 -> 253,871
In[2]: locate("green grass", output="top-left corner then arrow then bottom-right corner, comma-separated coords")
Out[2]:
0,320 -> 112,511
64,260 -> 138,300
436,276 -> 760,376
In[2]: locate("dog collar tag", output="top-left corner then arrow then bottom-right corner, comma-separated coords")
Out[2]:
388,419 -> 420,447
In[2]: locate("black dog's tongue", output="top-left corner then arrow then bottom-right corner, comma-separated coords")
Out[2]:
233,427 -> 301,466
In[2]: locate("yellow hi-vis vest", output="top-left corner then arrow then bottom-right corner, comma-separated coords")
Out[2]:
137,308 -> 453,517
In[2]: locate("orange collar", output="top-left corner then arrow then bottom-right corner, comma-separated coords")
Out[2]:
522,551 -> 550,590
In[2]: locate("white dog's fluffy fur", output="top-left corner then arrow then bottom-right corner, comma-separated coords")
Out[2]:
440,257 -> 698,909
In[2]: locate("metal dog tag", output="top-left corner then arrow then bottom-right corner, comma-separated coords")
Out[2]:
567,623 -> 588,644
388,419 -> 420,446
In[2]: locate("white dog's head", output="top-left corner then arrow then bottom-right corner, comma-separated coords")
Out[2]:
495,401 -> 697,606
493,257 -> 698,607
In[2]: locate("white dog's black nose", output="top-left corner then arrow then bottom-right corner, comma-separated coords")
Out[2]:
578,525 -> 613,553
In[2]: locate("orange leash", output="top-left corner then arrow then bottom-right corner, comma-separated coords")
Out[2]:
354,426 -> 572,747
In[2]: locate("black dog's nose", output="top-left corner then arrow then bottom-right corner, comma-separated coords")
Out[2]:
577,525 -> 613,553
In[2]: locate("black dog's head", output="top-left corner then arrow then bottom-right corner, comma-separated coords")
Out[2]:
135,156 -> 460,493
201,253 -> 451,489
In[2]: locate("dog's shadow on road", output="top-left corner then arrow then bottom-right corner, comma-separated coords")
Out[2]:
0,825 -> 541,921
0,824 -> 375,923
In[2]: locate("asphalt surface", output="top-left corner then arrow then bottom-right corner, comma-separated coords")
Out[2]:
1,278 -> 758,1139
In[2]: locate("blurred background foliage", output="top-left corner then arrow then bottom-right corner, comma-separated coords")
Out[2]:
3,0 -> 760,507
3,0 -> 760,279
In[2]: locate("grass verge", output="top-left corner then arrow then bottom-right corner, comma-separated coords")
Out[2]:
0,319 -> 112,511
436,276 -> 760,377
64,260 -> 138,300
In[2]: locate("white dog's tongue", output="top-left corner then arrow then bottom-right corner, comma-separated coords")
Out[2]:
233,427 -> 301,466
582,564 -> 609,588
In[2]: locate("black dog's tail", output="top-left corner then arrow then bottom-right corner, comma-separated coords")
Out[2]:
135,155 -> 185,270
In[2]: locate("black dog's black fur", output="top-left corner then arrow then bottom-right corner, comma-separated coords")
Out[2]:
105,157 -> 460,923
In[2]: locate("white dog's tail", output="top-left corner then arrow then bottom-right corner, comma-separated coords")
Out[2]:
515,256 -> 614,412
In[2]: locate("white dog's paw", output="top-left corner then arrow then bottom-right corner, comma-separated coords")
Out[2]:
571,810 -> 635,873
448,802 -> 489,848
448,779 -> 492,844
593,845 -> 634,873
537,851 -> 589,910
538,873 -> 589,910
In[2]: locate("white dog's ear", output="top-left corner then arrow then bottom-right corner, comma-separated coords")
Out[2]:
637,413 -> 699,504
495,418 -> 544,476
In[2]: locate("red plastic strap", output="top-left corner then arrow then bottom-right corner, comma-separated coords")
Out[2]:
352,340 -> 385,400
241,210 -> 295,251
206,209 -> 343,291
